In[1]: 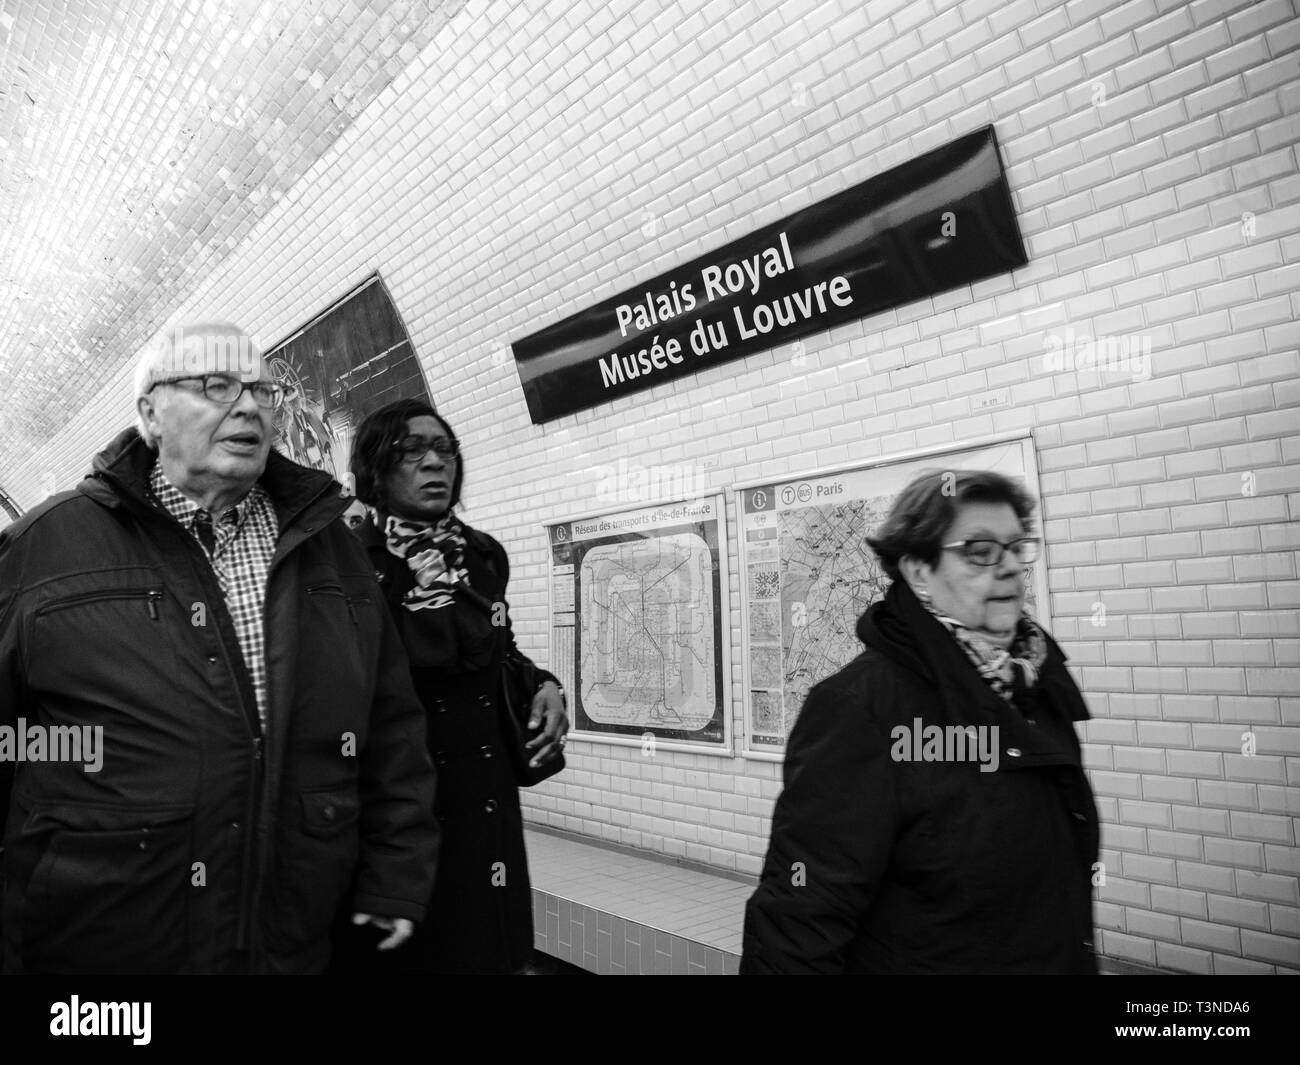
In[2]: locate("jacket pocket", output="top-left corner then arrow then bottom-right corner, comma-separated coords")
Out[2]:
19,802 -> 194,974
26,578 -> 176,707
264,788 -> 360,955
300,584 -> 372,729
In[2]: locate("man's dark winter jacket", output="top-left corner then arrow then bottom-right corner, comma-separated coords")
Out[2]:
741,580 -> 1099,974
0,428 -> 439,974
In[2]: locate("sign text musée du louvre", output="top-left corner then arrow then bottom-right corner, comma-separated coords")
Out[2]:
511,126 -> 1028,423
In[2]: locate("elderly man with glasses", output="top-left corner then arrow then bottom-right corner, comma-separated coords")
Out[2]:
0,322 -> 439,974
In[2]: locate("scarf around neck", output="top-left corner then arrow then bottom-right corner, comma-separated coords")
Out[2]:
384,512 -> 470,612
922,599 -> 1048,704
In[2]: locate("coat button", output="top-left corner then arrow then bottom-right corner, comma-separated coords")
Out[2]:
1007,747 -> 1022,757
484,800 -> 498,813
1026,718 -> 1037,725
322,805 -> 336,821
478,695 -> 492,709
1073,811 -> 1087,822
435,699 -> 447,713
480,745 -> 493,759
434,751 -> 448,766
230,821 -> 240,830
207,654 -> 218,664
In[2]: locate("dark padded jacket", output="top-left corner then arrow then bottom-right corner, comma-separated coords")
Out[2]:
741,580 -> 1099,974
0,428 -> 439,974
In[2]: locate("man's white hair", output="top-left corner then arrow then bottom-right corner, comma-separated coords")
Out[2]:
134,322 -> 261,446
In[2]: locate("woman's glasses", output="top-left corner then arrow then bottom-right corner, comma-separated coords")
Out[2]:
942,537 -> 1040,567
391,434 -> 458,465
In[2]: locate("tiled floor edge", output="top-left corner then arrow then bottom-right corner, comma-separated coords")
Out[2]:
1097,954 -> 1174,976
524,821 -> 759,887
533,888 -> 741,975
531,886 -> 1160,977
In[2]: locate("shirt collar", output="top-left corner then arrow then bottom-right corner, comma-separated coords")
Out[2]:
148,461 -> 264,529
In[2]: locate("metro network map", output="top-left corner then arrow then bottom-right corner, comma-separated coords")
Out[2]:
548,496 -> 729,749
580,534 -> 715,732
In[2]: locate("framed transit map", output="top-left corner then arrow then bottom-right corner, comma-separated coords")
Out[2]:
734,434 -> 1048,759
544,494 -> 732,754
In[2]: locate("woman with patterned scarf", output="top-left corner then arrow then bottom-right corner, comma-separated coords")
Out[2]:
741,469 -> 1099,974
334,399 -> 568,974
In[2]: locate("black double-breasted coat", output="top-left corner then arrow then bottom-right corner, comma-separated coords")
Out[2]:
347,516 -> 555,974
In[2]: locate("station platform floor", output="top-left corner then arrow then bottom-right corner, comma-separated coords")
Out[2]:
526,825 -> 750,975
525,824 -> 1157,976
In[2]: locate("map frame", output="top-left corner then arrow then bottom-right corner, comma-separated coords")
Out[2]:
543,492 -> 733,756
733,431 -> 1049,760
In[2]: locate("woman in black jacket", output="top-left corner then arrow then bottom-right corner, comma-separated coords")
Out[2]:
337,398 -> 567,974
741,469 -> 1099,974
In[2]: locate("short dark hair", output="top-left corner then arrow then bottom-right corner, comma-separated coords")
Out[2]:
866,469 -> 1036,582
349,398 -> 463,513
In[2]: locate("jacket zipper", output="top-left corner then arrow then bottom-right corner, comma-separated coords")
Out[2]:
97,468 -> 347,971
34,587 -> 163,620
176,531 -> 264,960
240,495 -> 347,969
308,584 -> 364,625
346,596 -> 364,625
190,542 -> 264,962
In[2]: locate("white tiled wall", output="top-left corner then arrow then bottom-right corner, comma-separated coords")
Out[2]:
13,0 -> 1299,973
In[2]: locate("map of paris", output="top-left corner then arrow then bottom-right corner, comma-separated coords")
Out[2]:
739,438 -> 1044,753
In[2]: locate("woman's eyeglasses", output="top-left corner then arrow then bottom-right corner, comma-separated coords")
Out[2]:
942,537 -> 1040,567
391,434 -> 458,465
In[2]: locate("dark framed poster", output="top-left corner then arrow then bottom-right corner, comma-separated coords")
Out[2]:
263,273 -> 432,484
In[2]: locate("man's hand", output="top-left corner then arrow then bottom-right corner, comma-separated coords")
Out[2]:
525,680 -> 569,767
352,912 -> 413,951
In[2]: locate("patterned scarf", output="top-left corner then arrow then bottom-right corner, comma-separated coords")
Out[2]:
923,601 -> 1048,704
384,513 -> 470,611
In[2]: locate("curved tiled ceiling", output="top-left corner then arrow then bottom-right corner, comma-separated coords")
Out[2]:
0,0 -> 462,476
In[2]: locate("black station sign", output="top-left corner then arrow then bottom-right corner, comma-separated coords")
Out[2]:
511,125 -> 1027,424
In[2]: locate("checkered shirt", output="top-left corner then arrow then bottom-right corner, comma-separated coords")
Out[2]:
149,462 -> 279,729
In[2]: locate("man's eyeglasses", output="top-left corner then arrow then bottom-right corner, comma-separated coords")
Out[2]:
149,374 -> 284,410
942,537 -> 1041,567
392,435 -> 458,465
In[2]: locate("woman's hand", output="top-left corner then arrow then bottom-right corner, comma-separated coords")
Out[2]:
352,912 -> 414,951
525,680 -> 569,767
